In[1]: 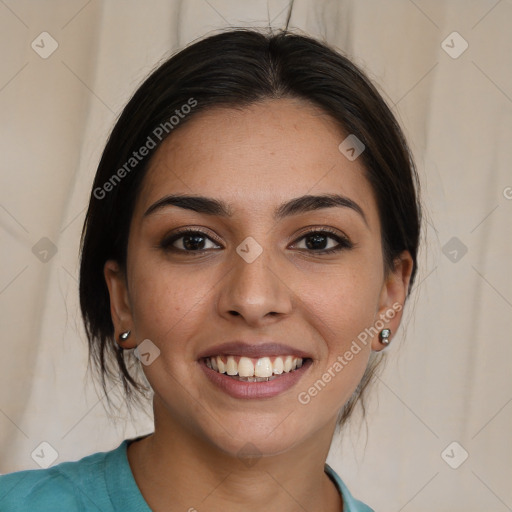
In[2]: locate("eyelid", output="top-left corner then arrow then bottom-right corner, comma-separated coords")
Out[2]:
159,227 -> 223,249
290,227 -> 353,251
159,225 -> 353,254
292,225 -> 350,241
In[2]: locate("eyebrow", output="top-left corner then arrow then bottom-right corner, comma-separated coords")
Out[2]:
144,193 -> 367,225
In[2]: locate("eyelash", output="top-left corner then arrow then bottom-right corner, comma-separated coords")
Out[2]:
159,227 -> 353,256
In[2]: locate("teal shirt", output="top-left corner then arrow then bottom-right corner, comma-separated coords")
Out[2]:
0,438 -> 374,511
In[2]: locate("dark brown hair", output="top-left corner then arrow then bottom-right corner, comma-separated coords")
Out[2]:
79,28 -> 421,427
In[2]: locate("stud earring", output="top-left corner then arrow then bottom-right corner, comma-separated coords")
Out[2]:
119,330 -> 131,342
379,328 -> 391,345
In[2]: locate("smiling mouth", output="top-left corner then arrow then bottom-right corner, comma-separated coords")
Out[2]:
202,355 -> 310,382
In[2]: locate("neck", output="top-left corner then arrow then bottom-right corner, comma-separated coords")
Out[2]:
127,401 -> 343,512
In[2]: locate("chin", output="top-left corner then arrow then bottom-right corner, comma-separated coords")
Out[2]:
210,429 -> 302,461
195,409 -> 318,461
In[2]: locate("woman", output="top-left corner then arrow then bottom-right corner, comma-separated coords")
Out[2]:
0,28 -> 420,511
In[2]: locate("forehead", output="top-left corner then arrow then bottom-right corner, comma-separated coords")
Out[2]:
136,98 -> 378,225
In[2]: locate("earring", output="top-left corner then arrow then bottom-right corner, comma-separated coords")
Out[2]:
379,328 -> 391,345
119,330 -> 131,342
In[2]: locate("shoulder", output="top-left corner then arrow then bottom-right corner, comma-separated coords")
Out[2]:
0,441 -> 127,512
324,463 -> 375,512
0,466 -> 84,511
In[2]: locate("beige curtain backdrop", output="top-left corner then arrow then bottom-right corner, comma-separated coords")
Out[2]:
1,1 -> 511,510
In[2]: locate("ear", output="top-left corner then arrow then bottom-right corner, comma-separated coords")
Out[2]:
371,251 -> 414,351
104,260 -> 136,349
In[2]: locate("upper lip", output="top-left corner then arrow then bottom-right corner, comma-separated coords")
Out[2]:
197,341 -> 313,360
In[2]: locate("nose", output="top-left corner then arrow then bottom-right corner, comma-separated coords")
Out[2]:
217,244 -> 293,327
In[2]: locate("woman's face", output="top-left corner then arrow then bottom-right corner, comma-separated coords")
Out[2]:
105,98 -> 412,457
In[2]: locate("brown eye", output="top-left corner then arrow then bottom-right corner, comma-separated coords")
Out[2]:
160,229 -> 222,253
292,229 -> 353,254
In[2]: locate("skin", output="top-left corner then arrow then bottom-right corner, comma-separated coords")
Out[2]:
104,97 -> 413,512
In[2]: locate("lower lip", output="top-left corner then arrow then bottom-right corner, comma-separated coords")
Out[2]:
199,358 -> 312,399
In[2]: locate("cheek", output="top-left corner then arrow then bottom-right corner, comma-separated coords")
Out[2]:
292,277 -> 379,416
296,257 -> 383,337
127,253 -> 208,347
293,257 -> 383,386
302,284 -> 377,374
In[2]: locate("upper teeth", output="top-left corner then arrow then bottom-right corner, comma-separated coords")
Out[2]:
206,355 -> 304,377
